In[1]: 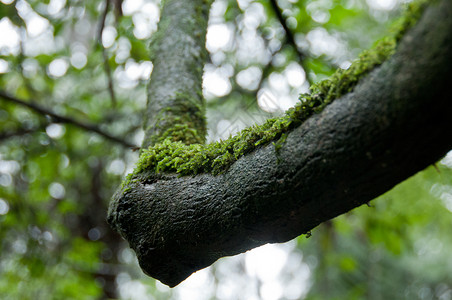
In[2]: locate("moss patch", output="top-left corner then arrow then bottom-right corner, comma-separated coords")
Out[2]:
124,0 -> 430,185
142,0 -> 210,148
143,93 -> 207,146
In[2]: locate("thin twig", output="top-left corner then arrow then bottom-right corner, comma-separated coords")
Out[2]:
113,0 -> 123,20
97,0 -> 110,43
269,0 -> 315,85
102,49 -> 117,106
269,0 -> 339,85
269,0 -> 305,61
97,0 -> 117,107
0,127 -> 41,141
0,91 -> 137,148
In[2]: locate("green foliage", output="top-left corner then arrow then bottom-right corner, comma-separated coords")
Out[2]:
0,0 -> 146,297
301,164 -> 452,300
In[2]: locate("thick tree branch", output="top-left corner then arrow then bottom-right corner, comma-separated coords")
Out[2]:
108,0 -> 452,287
0,91 -> 136,148
142,0 -> 211,147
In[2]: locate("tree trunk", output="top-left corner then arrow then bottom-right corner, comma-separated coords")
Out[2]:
142,0 -> 210,147
108,0 -> 452,287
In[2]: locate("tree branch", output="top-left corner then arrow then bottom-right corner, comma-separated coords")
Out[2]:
269,0 -> 304,61
97,0 -> 117,107
141,0 -> 212,147
0,126 -> 42,141
269,0 -> 317,84
109,0 -> 451,287
0,91 -> 136,148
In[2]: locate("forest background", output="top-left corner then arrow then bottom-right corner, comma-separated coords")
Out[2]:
1,0 -> 452,299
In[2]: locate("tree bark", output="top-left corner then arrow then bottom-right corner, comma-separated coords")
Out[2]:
108,0 -> 452,287
142,0 -> 211,147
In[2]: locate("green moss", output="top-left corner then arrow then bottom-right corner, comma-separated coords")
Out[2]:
143,0 -> 209,148
142,87 -> 207,147
146,94 -> 207,146
122,0 -> 431,187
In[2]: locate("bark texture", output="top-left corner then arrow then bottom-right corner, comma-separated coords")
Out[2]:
142,0 -> 210,147
108,0 -> 452,287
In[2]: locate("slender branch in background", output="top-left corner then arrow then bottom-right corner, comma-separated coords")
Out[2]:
0,127 -> 42,141
258,0 -> 341,92
102,50 -> 117,107
269,0 -> 315,85
97,0 -> 110,51
113,0 -> 123,20
97,0 -> 117,107
269,0 -> 304,60
0,91 -> 137,148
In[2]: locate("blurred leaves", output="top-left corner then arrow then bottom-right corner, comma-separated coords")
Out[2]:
302,164 -> 452,299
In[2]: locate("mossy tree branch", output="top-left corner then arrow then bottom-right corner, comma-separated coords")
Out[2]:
109,0 -> 452,288
142,0 -> 212,148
